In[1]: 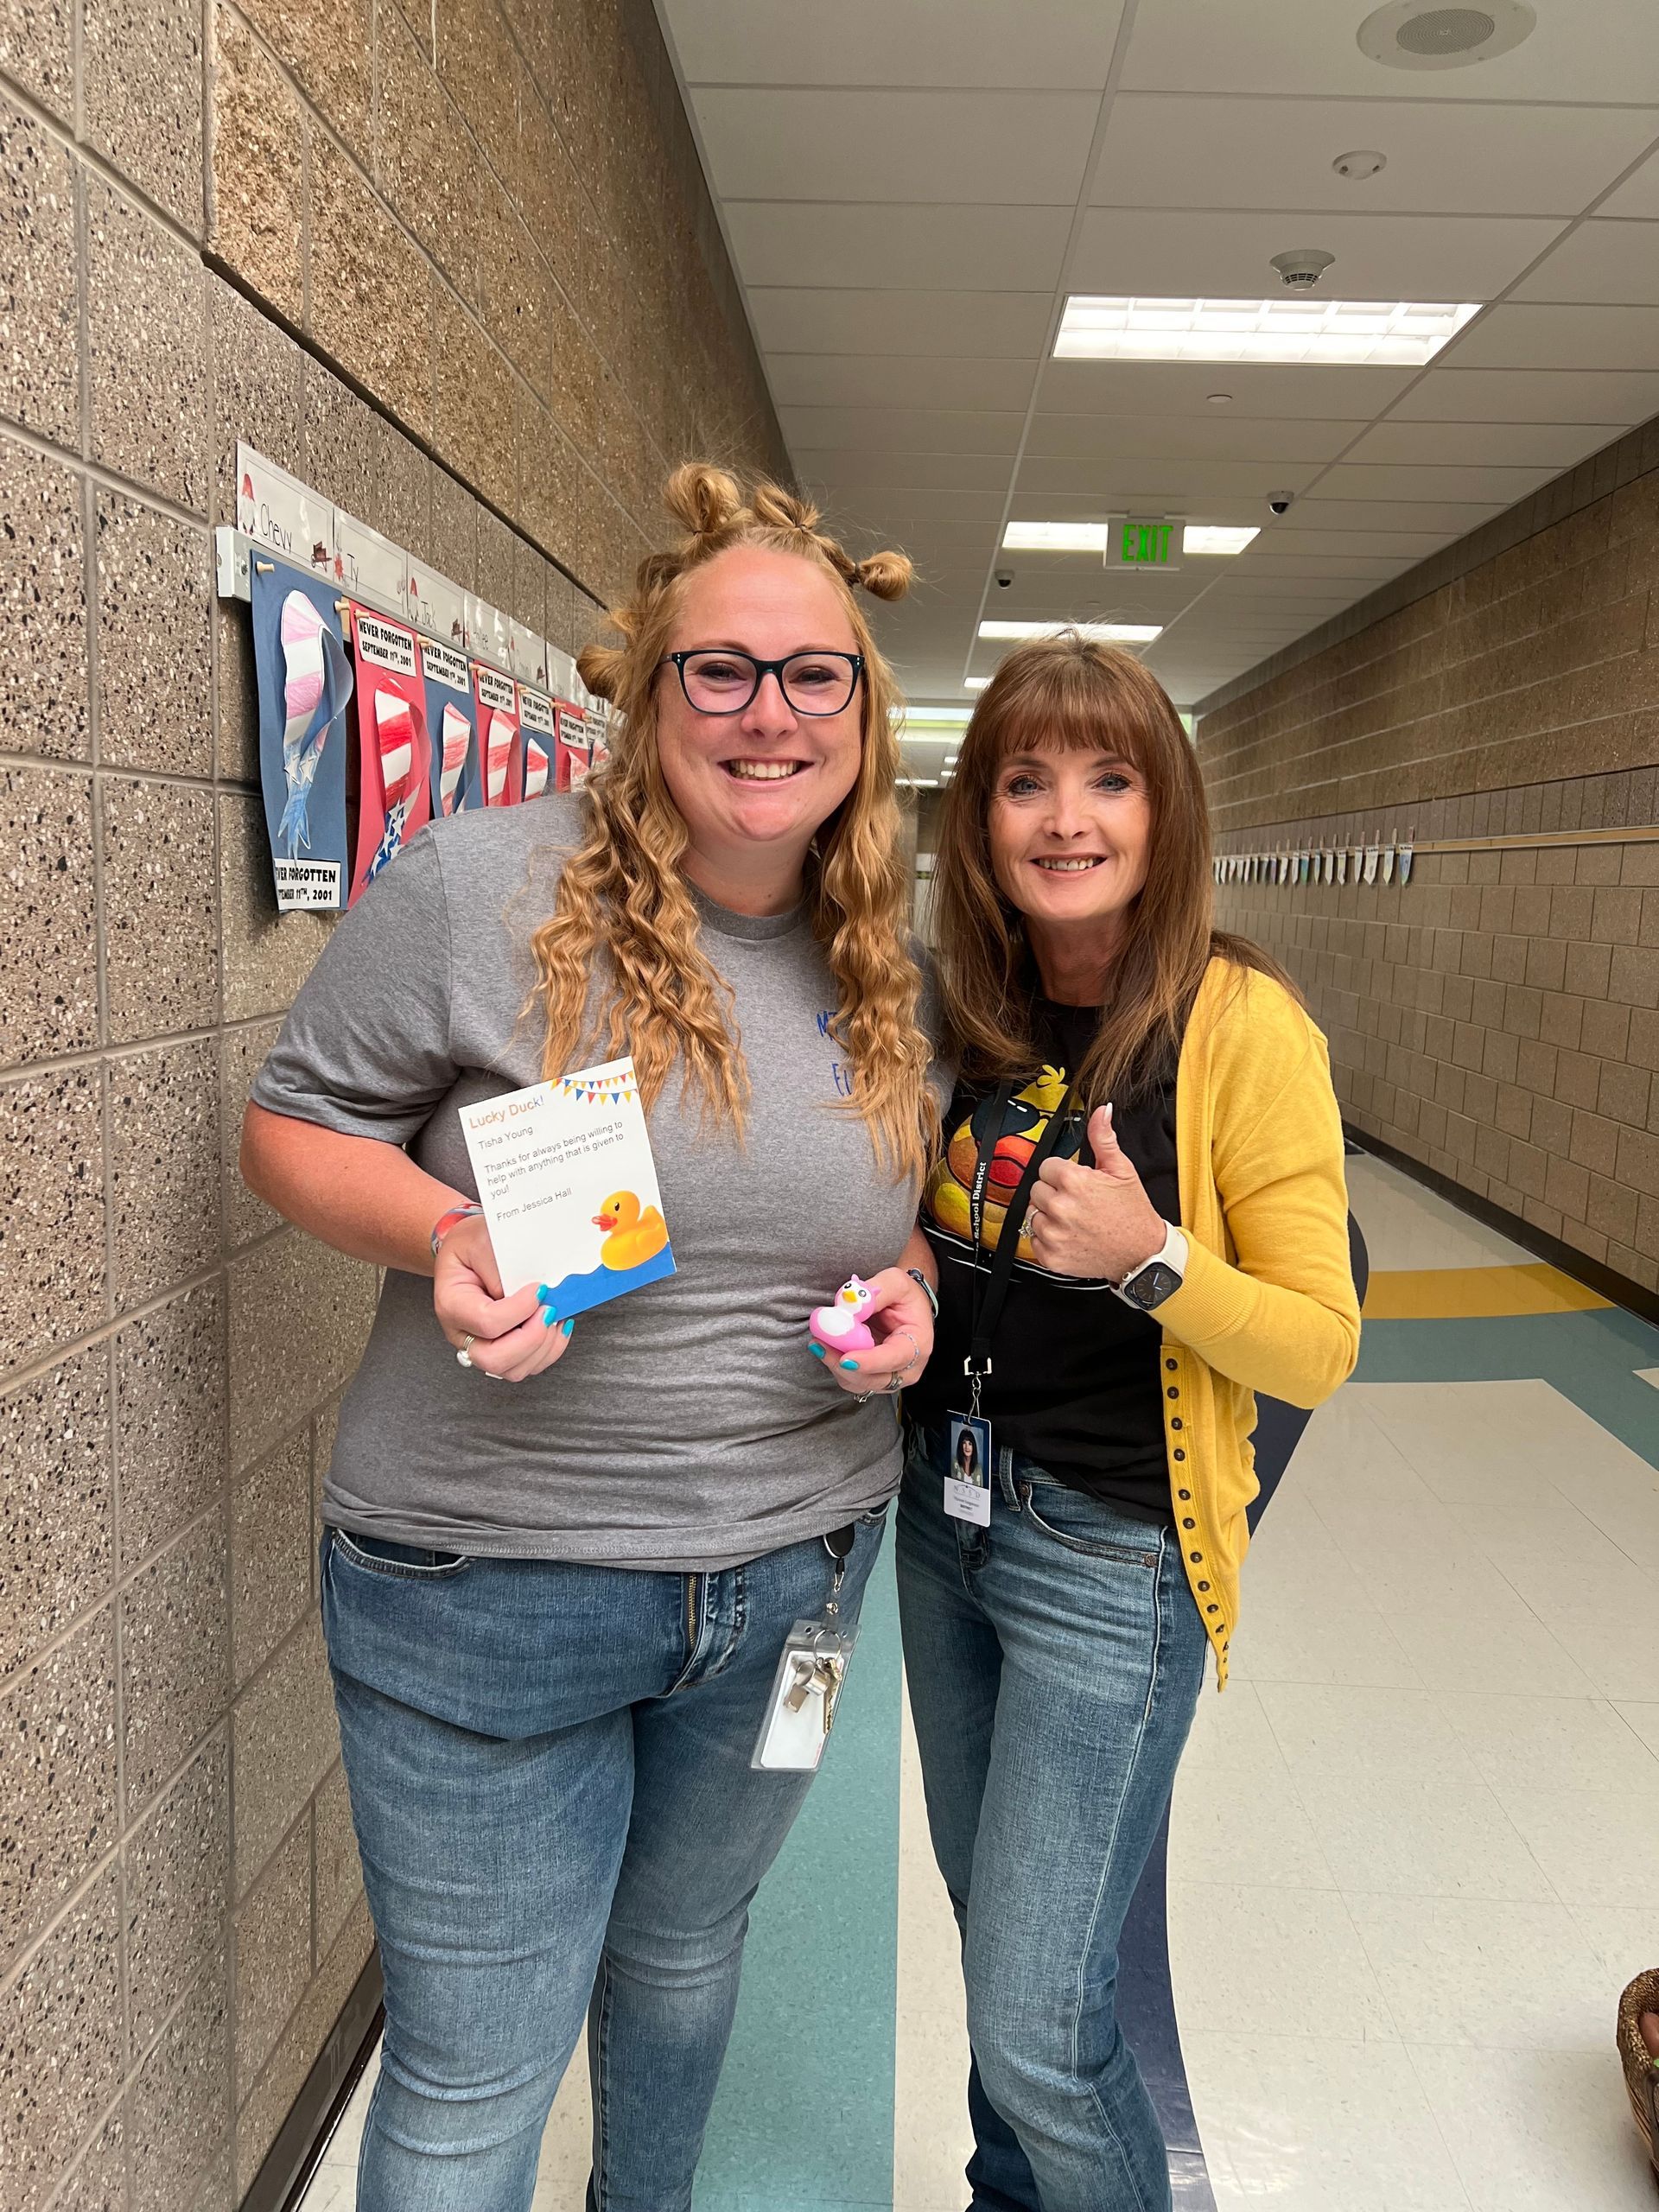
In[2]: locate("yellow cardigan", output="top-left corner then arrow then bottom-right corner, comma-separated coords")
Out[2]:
1157,957 -> 1360,1689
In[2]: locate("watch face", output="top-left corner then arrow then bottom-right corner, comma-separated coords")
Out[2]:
1125,1262 -> 1181,1311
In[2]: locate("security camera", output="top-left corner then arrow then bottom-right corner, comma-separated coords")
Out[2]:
1268,491 -> 1294,516
995,569 -> 1014,588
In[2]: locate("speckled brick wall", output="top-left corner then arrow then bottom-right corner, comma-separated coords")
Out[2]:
1198,421 -> 1659,1298
0,0 -> 786,2202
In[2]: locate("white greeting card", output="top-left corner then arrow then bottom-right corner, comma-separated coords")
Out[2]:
458,1056 -> 675,1319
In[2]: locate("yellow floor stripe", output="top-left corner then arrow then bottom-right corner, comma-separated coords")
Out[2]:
1363,1263 -> 1611,1319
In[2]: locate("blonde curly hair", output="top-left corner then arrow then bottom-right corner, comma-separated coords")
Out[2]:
528,462 -> 938,1182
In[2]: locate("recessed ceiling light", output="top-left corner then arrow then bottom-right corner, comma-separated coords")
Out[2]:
1357,0 -> 1535,70
1184,525 -> 1260,556
978,620 -> 1162,644
1001,522 -> 1258,558
1054,295 -> 1480,365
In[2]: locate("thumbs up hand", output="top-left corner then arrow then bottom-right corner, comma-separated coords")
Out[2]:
1027,1104 -> 1169,1283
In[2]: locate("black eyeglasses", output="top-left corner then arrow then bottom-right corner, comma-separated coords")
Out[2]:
659,649 -> 864,717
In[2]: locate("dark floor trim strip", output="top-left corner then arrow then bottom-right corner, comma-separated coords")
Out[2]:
249,1952 -> 383,2212
1346,1127 -> 1659,1329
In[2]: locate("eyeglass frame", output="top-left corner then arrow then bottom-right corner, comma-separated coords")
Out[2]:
657,648 -> 866,717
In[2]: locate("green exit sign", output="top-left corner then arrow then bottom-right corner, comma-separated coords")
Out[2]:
1107,518 -> 1182,572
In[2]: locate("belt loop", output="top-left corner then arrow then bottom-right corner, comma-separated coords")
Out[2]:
996,1443 -> 1019,1510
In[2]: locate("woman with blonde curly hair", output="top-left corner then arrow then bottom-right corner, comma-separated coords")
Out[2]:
241,464 -> 946,2212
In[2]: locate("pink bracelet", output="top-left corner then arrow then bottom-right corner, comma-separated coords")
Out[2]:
429,1202 -> 483,1259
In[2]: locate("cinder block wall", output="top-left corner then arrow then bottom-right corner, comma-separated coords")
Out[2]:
1198,420 -> 1659,1296
0,0 -> 785,2202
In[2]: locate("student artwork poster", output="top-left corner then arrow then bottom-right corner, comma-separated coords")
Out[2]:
251,561 -> 354,912
474,663 -> 524,805
347,604 -> 433,906
421,636 -> 480,819
518,686 -> 556,800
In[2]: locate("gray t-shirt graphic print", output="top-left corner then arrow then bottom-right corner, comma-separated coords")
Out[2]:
251,795 -> 941,1571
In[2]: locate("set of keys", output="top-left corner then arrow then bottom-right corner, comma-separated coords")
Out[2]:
781,1649 -> 846,1736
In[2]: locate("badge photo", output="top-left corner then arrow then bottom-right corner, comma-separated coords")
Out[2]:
944,1411 -> 993,1527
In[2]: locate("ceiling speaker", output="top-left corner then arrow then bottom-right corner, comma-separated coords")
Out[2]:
1357,0 -> 1536,70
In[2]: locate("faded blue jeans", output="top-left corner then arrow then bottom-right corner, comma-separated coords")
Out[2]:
896,1423 -> 1206,2212
320,1510 -> 887,2212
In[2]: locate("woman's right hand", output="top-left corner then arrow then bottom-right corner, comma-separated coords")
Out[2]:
434,1216 -> 576,1382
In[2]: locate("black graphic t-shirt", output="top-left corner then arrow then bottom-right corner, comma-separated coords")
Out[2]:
908,999 -> 1180,1524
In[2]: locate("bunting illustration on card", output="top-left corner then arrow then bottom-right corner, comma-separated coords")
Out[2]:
347,604 -> 432,904
251,563 -> 354,912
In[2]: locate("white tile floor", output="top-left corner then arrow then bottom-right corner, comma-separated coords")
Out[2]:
298,1159 -> 1659,2210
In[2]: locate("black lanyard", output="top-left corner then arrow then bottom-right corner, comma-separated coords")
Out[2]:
963,1078 -> 1082,1385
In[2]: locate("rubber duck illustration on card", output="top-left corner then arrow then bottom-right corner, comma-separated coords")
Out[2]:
593,1190 -> 669,1273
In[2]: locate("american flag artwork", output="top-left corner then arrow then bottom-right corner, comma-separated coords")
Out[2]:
438,702 -> 471,816
366,692 -> 417,882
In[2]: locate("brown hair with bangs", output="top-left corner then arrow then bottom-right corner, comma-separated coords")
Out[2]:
931,631 -> 1294,1107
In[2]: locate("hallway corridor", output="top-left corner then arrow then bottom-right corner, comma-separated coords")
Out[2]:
296,1153 -> 1659,2212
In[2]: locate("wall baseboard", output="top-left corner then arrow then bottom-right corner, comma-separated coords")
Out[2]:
241,1952 -> 384,2212
1347,1127 -> 1659,1331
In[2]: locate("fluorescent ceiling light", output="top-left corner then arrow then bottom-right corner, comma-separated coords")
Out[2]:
898,777 -> 940,789
1001,522 -> 1260,556
1184,525 -> 1259,556
897,706 -> 974,725
1054,295 -> 1481,366
965,677 -> 991,690
978,620 -> 1162,644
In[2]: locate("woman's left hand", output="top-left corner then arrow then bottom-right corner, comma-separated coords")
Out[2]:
1027,1105 -> 1168,1283
816,1267 -> 934,1397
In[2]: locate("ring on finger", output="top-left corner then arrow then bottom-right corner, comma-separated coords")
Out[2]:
456,1332 -> 477,1369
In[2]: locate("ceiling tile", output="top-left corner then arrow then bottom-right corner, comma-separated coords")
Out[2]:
1034,359 -> 1418,417
1284,497 -> 1507,533
767,355 -> 1038,410
664,0 -> 1126,89
1116,0 -> 1659,105
1342,419 -> 1619,468
749,288 -> 1053,359
1313,461 -> 1556,504
1389,365 -> 1659,422
1069,207 -> 1564,301
690,87 -> 1101,205
723,202 -> 1073,291
779,405 -> 1024,455
794,448 -> 1014,493
1023,410 -> 1363,461
1598,149 -> 1659,219
1089,94 -> 1659,217
1014,455 -> 1327,501
1509,218 -> 1659,304
1446,302 -> 1659,370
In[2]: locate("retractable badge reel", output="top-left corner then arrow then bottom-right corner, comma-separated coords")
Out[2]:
752,1525 -> 861,1773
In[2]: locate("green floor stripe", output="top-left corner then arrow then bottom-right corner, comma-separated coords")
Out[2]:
696,1541 -> 903,2209
1358,1305 -> 1659,1472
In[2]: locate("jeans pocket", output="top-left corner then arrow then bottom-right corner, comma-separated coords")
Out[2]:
329,1528 -> 474,1580
1016,1484 -> 1162,1567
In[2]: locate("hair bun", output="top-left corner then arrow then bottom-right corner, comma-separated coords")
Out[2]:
750,482 -> 823,535
851,549 -> 913,603
575,640 -> 625,702
664,462 -> 744,541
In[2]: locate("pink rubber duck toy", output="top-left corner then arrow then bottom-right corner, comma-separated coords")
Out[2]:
810,1275 -> 878,1354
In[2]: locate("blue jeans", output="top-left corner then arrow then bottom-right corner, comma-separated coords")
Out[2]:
320,1510 -> 887,2212
896,1424 -> 1206,2212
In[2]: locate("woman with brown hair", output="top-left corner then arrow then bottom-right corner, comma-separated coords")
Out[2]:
899,632 -> 1360,2212
240,465 -> 944,2212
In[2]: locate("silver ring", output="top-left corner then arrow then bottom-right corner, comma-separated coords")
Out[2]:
456,1333 -> 476,1369
890,1328 -> 922,1382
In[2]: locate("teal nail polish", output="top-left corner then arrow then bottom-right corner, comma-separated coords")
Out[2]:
839,1357 -> 859,1371
810,1342 -> 826,1358
541,1306 -> 558,1326
561,1319 -> 575,1338
537,1284 -> 556,1302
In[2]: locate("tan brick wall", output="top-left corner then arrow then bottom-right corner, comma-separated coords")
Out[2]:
0,1 -> 785,2203
1198,438 -> 1659,1295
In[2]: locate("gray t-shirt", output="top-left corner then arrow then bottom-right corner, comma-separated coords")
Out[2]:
251,796 -> 944,1571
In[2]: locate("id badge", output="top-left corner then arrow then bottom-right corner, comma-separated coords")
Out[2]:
752,1618 -> 860,1773
944,1411 -> 993,1527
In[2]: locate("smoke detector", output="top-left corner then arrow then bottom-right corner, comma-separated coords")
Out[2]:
1357,2 -> 1536,70
1332,149 -> 1387,180
1270,248 -> 1336,289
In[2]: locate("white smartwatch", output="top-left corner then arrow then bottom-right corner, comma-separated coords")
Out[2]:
1115,1223 -> 1188,1313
